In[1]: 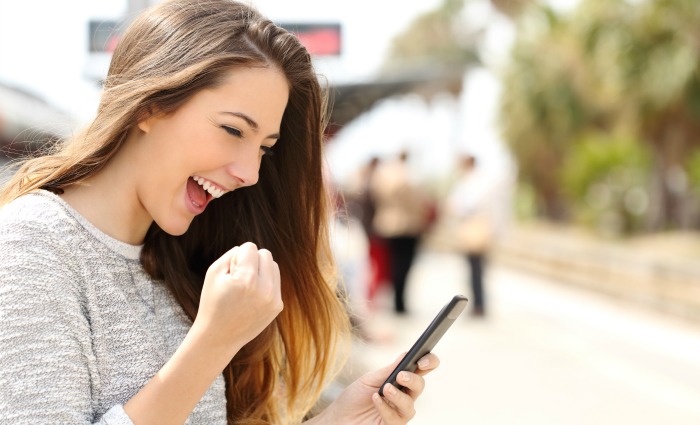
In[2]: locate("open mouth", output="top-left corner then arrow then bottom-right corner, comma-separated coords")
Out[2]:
186,176 -> 213,209
185,175 -> 228,211
192,176 -> 226,199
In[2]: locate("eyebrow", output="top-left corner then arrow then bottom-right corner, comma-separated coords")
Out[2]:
219,111 -> 280,140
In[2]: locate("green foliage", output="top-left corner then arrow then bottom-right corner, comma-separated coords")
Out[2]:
383,0 -> 479,72
500,4 -> 596,219
573,0 -> 700,126
563,133 -> 649,198
513,182 -> 538,220
687,149 -> 700,193
561,133 -> 651,234
500,0 -> 700,230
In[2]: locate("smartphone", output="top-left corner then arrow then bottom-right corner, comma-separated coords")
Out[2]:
379,294 -> 468,396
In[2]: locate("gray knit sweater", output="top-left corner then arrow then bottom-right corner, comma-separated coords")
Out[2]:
0,191 -> 227,424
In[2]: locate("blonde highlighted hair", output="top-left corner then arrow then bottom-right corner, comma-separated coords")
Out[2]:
0,0 -> 350,423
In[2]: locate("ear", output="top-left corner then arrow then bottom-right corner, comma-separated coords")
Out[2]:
136,106 -> 159,134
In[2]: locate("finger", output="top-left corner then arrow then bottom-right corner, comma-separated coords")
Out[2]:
415,353 -> 440,375
231,242 -> 259,280
209,245 -> 239,275
379,383 -> 416,421
395,370 -> 426,398
272,260 -> 281,301
371,392 -> 404,424
257,249 -> 275,291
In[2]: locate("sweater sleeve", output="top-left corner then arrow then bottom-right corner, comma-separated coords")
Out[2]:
0,221 -> 134,425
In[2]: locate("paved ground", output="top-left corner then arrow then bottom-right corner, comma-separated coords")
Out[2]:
350,250 -> 700,424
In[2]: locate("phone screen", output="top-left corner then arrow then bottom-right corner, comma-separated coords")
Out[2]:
379,294 -> 468,396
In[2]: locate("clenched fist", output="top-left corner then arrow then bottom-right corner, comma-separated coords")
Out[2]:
193,242 -> 283,357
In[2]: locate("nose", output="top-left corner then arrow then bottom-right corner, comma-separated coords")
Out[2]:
226,148 -> 261,187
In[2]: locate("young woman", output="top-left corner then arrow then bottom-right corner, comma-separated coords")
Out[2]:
0,1 -> 438,424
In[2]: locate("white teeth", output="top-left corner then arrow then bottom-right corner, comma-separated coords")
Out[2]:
192,176 -> 226,199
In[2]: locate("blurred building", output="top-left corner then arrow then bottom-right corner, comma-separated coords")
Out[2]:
0,83 -> 75,156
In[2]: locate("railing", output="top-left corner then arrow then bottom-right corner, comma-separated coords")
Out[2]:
493,223 -> 700,323
425,219 -> 700,323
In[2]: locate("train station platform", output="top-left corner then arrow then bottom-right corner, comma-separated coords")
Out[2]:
346,249 -> 700,424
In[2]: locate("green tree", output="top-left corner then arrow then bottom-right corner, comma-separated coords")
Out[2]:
383,0 -> 479,75
501,0 -> 700,230
562,132 -> 651,235
500,5 -> 594,220
576,0 -> 700,229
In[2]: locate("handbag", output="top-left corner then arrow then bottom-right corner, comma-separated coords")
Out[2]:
456,212 -> 493,253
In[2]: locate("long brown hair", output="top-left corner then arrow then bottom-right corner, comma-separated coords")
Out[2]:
0,1 -> 351,423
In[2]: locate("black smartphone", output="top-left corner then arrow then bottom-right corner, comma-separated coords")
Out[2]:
379,294 -> 468,396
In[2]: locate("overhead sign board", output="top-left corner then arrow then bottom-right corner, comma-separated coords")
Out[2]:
85,20 -> 341,81
278,23 -> 342,56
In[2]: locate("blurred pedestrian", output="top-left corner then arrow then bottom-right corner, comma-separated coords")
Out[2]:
348,156 -> 391,307
446,154 -> 496,317
0,1 -> 440,423
370,150 -> 433,314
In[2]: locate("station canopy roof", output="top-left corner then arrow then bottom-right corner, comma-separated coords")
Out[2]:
326,67 -> 464,136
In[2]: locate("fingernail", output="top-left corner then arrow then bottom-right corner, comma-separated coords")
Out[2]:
399,371 -> 410,383
418,358 -> 430,368
386,384 -> 396,395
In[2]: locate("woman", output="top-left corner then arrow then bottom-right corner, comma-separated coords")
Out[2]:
0,1 -> 438,424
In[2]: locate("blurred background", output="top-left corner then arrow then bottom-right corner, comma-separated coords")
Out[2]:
1,0 -> 699,423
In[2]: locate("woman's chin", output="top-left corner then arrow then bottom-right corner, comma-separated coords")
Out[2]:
156,218 -> 194,237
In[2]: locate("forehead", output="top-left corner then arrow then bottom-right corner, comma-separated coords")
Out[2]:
193,66 -> 290,123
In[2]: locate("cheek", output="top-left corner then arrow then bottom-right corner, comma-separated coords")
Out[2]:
149,115 -> 231,172
163,128 -> 216,168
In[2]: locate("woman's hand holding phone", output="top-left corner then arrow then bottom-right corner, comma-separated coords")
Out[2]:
308,352 -> 440,425
380,294 -> 468,396
307,294 -> 467,424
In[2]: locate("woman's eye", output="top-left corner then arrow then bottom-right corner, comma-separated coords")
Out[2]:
260,145 -> 275,157
222,126 -> 242,137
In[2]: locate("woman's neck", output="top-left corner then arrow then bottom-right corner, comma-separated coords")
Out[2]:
59,146 -> 152,245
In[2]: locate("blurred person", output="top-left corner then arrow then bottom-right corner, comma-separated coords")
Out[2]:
446,154 -> 497,317
370,150 -> 433,314
0,1 -> 440,424
347,156 -> 391,308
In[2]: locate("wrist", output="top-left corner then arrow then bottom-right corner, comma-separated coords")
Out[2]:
188,319 -> 243,363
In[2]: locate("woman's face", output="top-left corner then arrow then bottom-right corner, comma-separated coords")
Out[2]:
133,65 -> 289,236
